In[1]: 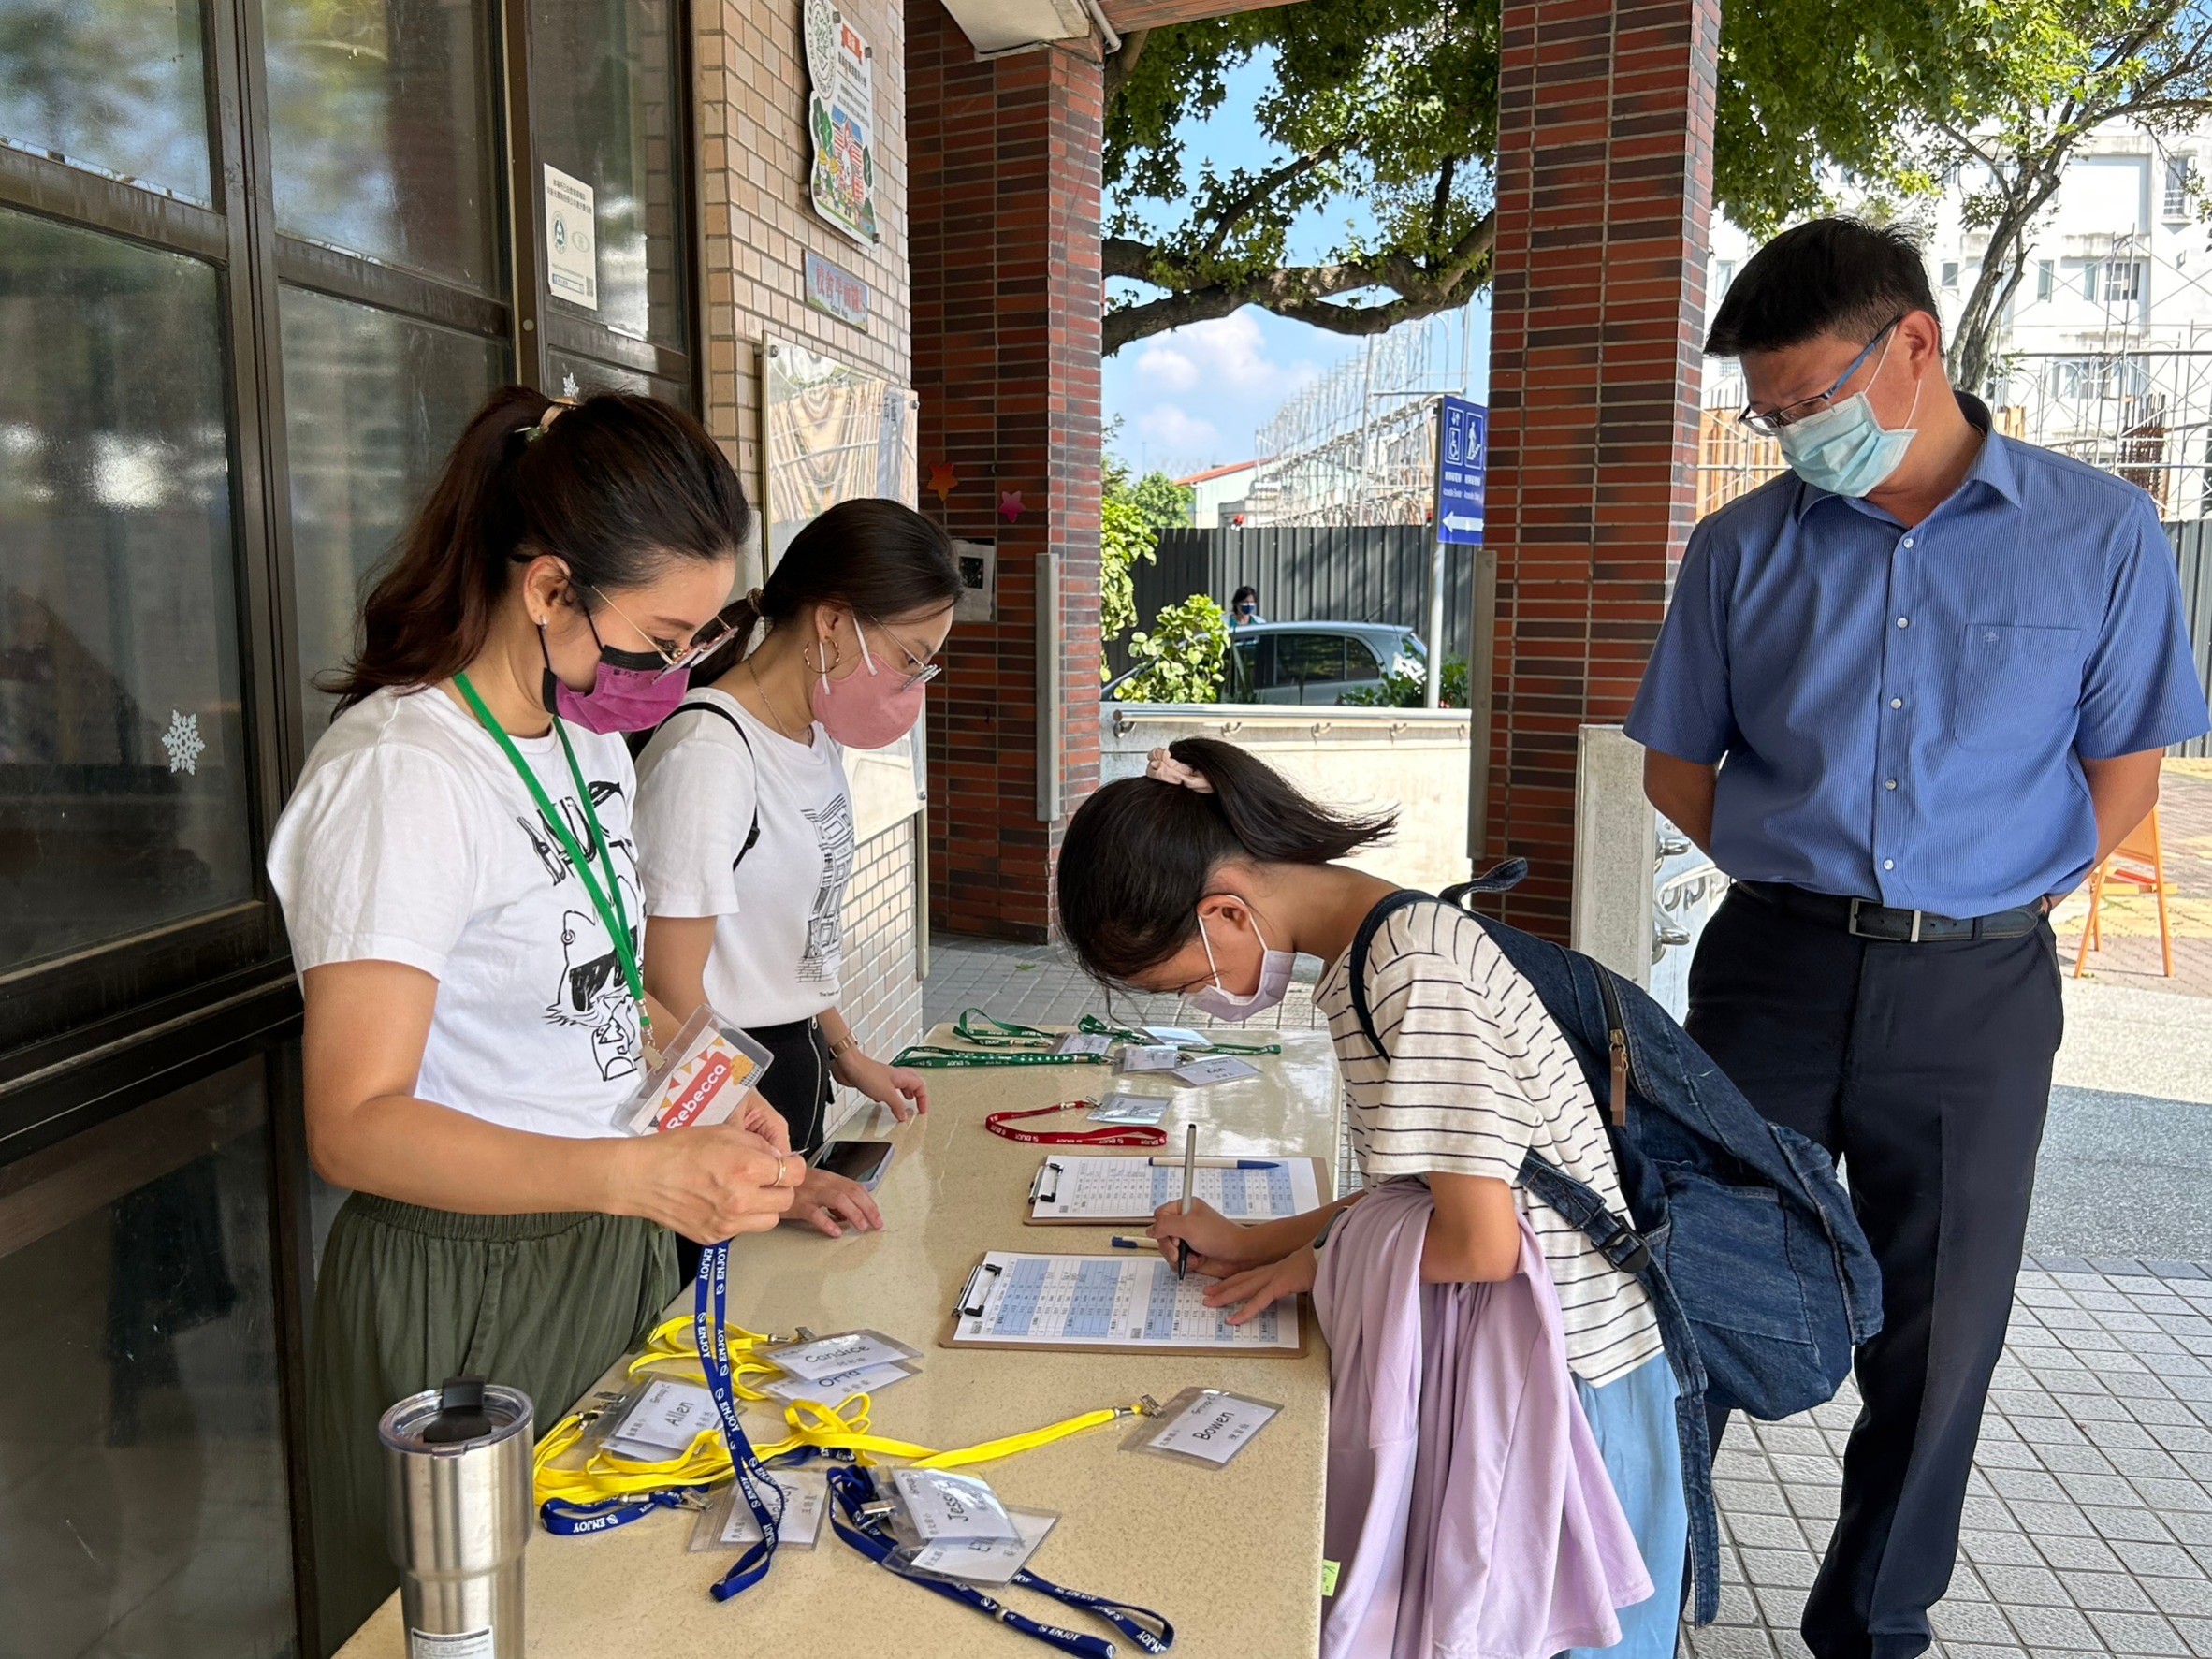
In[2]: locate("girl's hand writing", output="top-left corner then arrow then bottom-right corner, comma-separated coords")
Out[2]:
1147,1197 -> 1259,1273
1201,1245 -> 1317,1326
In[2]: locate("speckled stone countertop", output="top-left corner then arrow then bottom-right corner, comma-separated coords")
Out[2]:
339,1026 -> 1339,1659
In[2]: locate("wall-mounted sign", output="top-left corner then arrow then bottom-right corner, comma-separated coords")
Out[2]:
804,249 -> 871,329
1435,395 -> 1488,546
803,0 -> 879,245
544,166 -> 598,310
952,540 -> 996,622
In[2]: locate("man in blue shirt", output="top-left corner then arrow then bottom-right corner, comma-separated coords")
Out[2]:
1628,218 -> 2207,1659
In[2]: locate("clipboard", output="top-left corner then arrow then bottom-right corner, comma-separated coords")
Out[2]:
1021,1155 -> 1332,1227
939,1249 -> 1308,1358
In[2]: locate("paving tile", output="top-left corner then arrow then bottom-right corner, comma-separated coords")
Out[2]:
2031,1533 -> 2125,1571
1716,1476 -> 1792,1517
1785,1483 -> 1842,1521
1934,1600 -> 2021,1644
1737,1547 -> 1819,1590
2058,1470 -> 2147,1506
2058,1568 -> 2159,1611
1710,1580 -> 1763,1627
1941,1646 -> 2027,1659
2091,1506 -> 2183,1543
2001,1603 -> 2103,1648
2146,1579 -> 2212,1622
1964,1528 -> 2045,1567
2132,1476 -> 2212,1512
2086,1608 -> 2190,1655
1987,1467 -> 2070,1503
1685,1626 -> 1779,1659
1972,1564 -> 2072,1607
1750,1583 -> 1806,1632
1960,1494 -> 2018,1531
2009,1499 -> 2097,1537
1726,1510 -> 1809,1550
2176,1617 -> 2212,1659
2163,1510 -> 2212,1546
2109,1538 -> 2200,1577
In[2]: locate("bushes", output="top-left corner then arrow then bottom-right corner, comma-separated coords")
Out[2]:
1340,656 -> 1470,709
1115,594 -> 1230,704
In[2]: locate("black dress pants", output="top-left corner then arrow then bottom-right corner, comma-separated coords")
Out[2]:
1686,887 -> 2063,1659
674,1015 -> 835,1287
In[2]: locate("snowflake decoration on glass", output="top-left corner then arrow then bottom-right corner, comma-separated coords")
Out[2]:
561,371 -> 581,399
161,709 -> 206,776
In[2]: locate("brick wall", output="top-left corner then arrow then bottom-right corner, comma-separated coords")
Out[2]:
824,817 -> 924,1131
1478,0 -> 1721,939
908,1 -> 1105,942
694,0 -> 925,1054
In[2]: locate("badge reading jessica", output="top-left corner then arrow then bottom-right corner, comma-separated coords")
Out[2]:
616,1004 -> 774,1135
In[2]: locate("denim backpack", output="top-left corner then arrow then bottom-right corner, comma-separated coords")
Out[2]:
1346,871 -> 1885,1625
1346,867 -> 1884,1426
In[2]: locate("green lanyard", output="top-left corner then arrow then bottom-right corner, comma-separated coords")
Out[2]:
890,1008 -> 1287,1068
1072,1013 -> 1281,1056
453,672 -> 648,1044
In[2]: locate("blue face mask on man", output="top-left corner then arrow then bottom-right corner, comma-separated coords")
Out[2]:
1773,327 -> 1924,498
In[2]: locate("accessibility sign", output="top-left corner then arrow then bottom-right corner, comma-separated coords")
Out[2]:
1434,396 -> 1488,546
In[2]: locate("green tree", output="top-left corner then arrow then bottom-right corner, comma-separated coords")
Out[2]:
1102,0 -> 2077,354
1127,469 -> 1195,531
1115,594 -> 1231,703
1899,2 -> 2212,390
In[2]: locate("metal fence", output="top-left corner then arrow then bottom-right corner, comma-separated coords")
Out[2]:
2169,519 -> 2212,759
1113,525 -> 1476,677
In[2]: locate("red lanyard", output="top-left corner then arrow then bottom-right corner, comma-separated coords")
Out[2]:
984,1102 -> 1169,1148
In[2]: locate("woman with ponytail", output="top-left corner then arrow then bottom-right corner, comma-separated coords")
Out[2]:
267,386 -> 797,1651
1057,739 -> 1686,1659
634,498 -> 959,1255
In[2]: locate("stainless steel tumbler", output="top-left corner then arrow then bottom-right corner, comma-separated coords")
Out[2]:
379,1377 -> 534,1659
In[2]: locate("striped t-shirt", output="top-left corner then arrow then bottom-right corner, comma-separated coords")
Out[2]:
1315,898 -> 1664,1387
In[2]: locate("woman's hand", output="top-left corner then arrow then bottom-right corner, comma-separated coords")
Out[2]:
1200,1245 -> 1317,1327
615,1122 -> 796,1242
1146,1198 -> 1260,1275
735,1090 -> 792,1155
783,1167 -> 884,1239
837,1054 -> 928,1122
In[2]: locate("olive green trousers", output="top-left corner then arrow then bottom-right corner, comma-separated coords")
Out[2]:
308,1193 -> 678,1656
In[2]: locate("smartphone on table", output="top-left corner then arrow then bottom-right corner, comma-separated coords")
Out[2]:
812,1140 -> 895,1190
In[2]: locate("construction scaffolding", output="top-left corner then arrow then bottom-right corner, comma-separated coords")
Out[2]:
1244,304 -> 1480,526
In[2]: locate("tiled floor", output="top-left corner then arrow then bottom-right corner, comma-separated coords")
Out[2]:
922,934 -> 2212,1658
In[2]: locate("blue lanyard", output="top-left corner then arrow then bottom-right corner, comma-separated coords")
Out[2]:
695,1238 -> 788,1600
824,1466 -> 1174,1657
540,1485 -> 714,1536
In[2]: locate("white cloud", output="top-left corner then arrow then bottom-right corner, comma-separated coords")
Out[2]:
1136,405 -> 1221,458
1133,312 -> 1321,401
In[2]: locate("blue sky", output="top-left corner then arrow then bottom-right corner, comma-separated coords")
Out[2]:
1102,55 -> 1492,480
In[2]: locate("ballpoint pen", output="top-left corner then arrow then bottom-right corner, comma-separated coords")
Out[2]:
1176,1123 -> 1197,1280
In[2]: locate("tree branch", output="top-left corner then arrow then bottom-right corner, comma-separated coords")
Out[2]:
1197,139 -> 1351,257
1429,155 -> 1459,245
1103,26 -> 1149,108
1103,211 -> 1496,354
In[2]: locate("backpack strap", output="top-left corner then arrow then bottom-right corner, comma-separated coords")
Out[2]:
1345,859 -> 1528,1058
675,700 -> 764,871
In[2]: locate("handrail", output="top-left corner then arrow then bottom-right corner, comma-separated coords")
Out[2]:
1109,702 -> 1471,737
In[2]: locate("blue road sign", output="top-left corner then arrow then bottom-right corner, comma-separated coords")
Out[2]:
1435,396 -> 1488,546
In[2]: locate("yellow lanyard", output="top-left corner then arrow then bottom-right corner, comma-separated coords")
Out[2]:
533,1389 -> 1155,1511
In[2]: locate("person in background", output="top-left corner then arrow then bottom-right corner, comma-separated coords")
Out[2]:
636,499 -> 958,1266
1230,585 -> 1266,627
1055,738 -> 1684,1659
1628,216 -> 2209,1659
268,387 -> 797,1652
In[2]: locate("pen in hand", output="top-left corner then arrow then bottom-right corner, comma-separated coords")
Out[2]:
1176,1123 -> 1196,1281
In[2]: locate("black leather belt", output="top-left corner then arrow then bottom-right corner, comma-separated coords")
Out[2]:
1735,880 -> 2045,942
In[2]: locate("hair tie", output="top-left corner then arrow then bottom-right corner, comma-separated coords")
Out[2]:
523,397 -> 578,443
1146,748 -> 1214,793
747,588 -> 764,608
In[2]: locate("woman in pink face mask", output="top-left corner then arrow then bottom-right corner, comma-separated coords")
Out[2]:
635,499 -> 959,1261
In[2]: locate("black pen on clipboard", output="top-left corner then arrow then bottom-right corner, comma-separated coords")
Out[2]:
1176,1123 -> 1197,1280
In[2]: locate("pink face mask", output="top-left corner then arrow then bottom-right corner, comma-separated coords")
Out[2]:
540,623 -> 689,735
810,621 -> 927,749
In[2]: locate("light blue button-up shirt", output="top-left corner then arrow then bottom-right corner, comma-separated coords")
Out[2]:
1626,396 -> 2210,916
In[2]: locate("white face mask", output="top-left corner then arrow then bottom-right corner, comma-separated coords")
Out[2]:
1186,909 -> 1295,1024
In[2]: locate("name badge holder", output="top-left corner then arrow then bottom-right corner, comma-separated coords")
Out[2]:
617,1004 -> 774,1135
1120,1387 -> 1282,1471
690,1467 -> 830,1553
824,1464 -> 1175,1658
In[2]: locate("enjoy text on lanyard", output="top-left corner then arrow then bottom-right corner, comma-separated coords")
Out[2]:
454,673 -> 648,1051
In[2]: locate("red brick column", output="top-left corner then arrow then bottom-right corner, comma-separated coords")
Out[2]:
1478,0 -> 1721,938
909,4 -> 1104,941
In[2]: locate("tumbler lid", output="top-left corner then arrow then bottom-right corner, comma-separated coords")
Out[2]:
380,1378 -> 533,1456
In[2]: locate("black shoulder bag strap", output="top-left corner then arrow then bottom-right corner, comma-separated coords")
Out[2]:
675,700 -> 763,871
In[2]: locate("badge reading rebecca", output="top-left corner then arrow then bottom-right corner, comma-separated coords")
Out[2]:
617,1005 -> 775,1135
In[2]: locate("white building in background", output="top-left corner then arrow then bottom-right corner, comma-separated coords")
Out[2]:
1703,117 -> 2212,517
1178,459 -> 1258,528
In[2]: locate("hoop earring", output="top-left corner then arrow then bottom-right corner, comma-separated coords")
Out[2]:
804,638 -> 843,696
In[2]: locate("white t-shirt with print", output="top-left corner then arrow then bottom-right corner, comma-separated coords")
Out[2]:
1316,897 -> 1664,1387
267,685 -> 647,1140
632,687 -> 856,1027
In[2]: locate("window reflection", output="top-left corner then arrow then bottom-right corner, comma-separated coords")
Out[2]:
261,0 -> 502,290
531,0 -> 686,347
0,207 -> 253,976
0,0 -> 212,204
0,1062 -> 293,1657
279,285 -> 506,735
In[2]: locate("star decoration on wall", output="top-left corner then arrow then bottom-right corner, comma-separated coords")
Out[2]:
998,490 -> 1025,523
928,462 -> 959,504
161,709 -> 205,776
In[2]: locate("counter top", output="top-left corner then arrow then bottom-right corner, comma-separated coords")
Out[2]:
338,1025 -> 1340,1658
